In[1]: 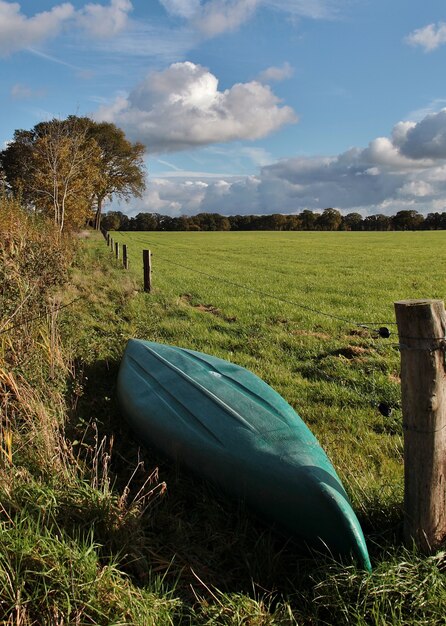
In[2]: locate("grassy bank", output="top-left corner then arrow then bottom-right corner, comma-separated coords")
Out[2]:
1,217 -> 446,623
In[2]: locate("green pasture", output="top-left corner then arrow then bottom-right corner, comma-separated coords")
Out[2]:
4,194 -> 446,623
61,229 -> 446,624
108,230 -> 445,521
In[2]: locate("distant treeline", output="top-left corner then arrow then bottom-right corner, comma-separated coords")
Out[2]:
102,207 -> 446,232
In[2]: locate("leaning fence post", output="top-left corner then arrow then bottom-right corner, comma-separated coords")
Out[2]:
394,299 -> 446,552
115,241 -> 119,260
143,249 -> 152,292
123,244 -> 128,270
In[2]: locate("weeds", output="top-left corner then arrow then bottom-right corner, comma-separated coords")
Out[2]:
0,199 -> 179,623
2,215 -> 446,624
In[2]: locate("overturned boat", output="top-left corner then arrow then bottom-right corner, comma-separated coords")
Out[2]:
117,338 -> 371,571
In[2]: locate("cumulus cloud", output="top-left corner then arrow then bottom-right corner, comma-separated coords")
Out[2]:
0,0 -> 133,56
124,109 -> 446,217
77,0 -> 132,37
0,0 -> 348,59
257,62 -> 294,83
397,109 -> 446,160
0,1 -> 75,56
96,61 -> 297,152
405,22 -> 446,52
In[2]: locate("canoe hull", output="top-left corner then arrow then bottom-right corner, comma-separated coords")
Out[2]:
117,339 -> 371,570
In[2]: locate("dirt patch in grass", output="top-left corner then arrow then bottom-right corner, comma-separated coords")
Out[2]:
180,293 -> 237,323
348,327 -> 370,338
335,345 -> 368,359
389,372 -> 401,384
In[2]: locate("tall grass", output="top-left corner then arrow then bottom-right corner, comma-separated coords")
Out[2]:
103,229 -> 446,624
2,216 -> 446,624
0,199 -> 180,624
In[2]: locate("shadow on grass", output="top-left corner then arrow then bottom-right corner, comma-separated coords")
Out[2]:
65,357 -> 404,603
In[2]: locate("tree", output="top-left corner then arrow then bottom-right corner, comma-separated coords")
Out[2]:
0,165 -> 7,194
190,213 -> 231,231
391,210 -> 424,231
74,118 -> 146,230
285,215 -> 302,230
342,212 -> 363,231
1,129 -> 36,204
1,116 -> 146,232
101,210 -> 130,231
316,208 -> 342,231
423,213 -> 442,230
299,210 -> 317,230
133,212 -> 160,231
1,118 -> 101,232
363,214 -> 391,231
32,120 -> 102,231
267,214 -> 288,230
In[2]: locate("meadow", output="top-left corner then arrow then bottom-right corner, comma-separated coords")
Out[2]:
2,218 -> 446,624
106,229 -> 446,622
109,230 -> 446,512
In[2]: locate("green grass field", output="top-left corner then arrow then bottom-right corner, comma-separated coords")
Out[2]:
109,230 -> 446,514
63,230 -> 446,623
4,200 -> 446,623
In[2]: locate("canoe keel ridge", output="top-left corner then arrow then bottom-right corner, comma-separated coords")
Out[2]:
117,338 -> 372,571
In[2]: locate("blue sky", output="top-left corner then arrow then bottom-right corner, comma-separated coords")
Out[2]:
1,0 -> 446,216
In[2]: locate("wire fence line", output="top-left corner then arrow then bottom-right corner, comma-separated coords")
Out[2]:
107,231 -> 397,337
104,231 -> 403,418
150,252 -> 396,332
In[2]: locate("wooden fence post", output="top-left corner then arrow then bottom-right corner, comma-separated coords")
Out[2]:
107,233 -> 110,246
110,237 -> 113,251
394,299 -> 446,552
123,244 -> 128,270
115,241 -> 119,260
143,249 -> 152,292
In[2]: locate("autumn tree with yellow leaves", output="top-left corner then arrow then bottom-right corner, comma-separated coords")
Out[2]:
1,117 -> 145,233
30,119 -> 102,232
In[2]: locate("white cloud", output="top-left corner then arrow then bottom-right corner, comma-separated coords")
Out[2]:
405,22 -> 446,52
11,83 -> 32,99
193,0 -> 258,36
121,109 -> 446,217
0,0 -> 133,56
362,136 -> 423,169
159,0 -> 201,19
407,99 -> 446,122
189,0 -> 343,37
77,0 -> 132,37
264,0 -> 340,20
240,147 -> 274,166
96,61 -> 297,152
398,109 -> 446,160
398,180 -> 433,198
257,62 -> 294,83
134,177 -> 215,215
0,0 -> 349,60
0,1 -> 75,56
88,20 -> 197,63
10,83 -> 45,99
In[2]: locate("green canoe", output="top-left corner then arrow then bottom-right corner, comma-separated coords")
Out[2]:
117,338 -> 371,571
